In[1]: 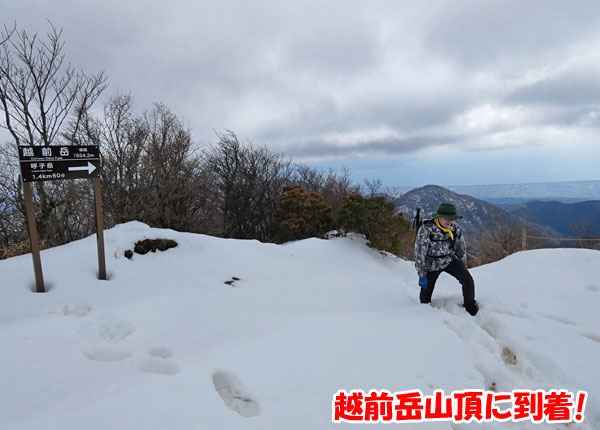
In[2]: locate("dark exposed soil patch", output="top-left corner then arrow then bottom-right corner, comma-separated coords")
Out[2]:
124,239 -> 178,259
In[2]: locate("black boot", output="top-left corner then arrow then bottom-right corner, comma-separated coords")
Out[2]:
465,300 -> 479,316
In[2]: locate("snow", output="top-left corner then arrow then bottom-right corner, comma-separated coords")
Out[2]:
1,221 -> 599,429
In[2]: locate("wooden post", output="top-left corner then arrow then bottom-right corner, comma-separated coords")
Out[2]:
93,178 -> 106,280
22,181 -> 45,293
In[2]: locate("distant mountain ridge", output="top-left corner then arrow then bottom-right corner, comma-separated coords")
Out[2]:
395,185 -> 514,234
506,200 -> 600,237
395,185 -> 565,239
448,180 -> 600,204
476,197 -> 588,208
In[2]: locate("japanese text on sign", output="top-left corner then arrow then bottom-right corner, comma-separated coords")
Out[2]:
18,145 -> 100,182
332,389 -> 587,424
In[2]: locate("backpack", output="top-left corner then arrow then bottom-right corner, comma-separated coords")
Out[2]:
412,207 -> 423,233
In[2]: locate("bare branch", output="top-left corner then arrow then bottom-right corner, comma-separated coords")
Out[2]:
0,23 -> 16,46
0,22 -> 107,148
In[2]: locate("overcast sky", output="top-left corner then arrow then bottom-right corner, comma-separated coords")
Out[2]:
4,0 -> 600,187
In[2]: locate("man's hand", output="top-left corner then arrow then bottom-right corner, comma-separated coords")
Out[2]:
418,277 -> 428,289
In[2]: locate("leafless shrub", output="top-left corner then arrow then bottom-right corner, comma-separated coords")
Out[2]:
362,179 -> 383,198
203,131 -> 294,241
0,239 -> 48,260
293,164 -> 359,213
571,220 -> 600,250
469,215 -> 535,266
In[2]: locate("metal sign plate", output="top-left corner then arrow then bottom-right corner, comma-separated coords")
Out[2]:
18,145 -> 101,182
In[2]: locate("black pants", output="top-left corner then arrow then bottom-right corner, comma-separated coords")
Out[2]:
420,259 -> 475,306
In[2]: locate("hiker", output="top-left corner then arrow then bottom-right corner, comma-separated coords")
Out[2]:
414,203 -> 479,316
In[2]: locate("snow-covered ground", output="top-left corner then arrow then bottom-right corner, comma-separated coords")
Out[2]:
1,221 -> 598,429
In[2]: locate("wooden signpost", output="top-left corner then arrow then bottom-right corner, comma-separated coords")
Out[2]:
18,145 -> 106,292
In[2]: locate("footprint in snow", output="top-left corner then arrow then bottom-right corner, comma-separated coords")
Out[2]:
61,303 -> 92,317
82,346 -> 132,362
148,347 -> 173,358
131,348 -> 180,376
212,371 -> 260,417
78,314 -> 136,363
78,314 -> 134,343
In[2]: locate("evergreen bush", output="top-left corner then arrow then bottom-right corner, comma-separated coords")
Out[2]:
337,194 -> 411,257
273,185 -> 333,242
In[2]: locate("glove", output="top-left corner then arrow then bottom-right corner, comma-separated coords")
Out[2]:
418,277 -> 428,289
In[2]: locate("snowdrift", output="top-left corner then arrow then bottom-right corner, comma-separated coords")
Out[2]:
1,221 -> 598,429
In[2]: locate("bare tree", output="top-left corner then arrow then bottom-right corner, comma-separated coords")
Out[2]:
0,23 -> 107,146
0,142 -> 24,245
81,95 -> 210,232
320,167 -> 357,213
204,131 -> 294,241
137,103 -> 205,231
362,178 -> 383,197
0,22 -> 107,247
294,163 -> 326,193
293,164 -> 358,213
93,93 -> 147,225
67,92 -> 227,236
361,179 -> 404,207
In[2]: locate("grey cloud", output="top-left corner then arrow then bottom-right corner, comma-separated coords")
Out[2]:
270,133 -> 463,160
254,95 -> 464,150
506,69 -> 600,108
278,15 -> 383,77
3,0 -> 600,167
422,0 -> 600,67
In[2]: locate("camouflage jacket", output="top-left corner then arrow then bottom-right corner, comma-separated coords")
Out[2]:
414,219 -> 467,277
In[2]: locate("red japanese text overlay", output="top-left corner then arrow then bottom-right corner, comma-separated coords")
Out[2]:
332,389 -> 588,424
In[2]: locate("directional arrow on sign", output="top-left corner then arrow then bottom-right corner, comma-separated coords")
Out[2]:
19,146 -> 101,182
68,162 -> 97,175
